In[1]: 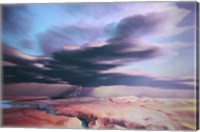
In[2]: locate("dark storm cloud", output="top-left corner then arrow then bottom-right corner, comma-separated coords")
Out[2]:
3,43 -> 194,90
38,40 -> 161,86
4,66 -> 59,84
3,45 -> 65,84
3,38 -> 160,85
2,5 -> 32,34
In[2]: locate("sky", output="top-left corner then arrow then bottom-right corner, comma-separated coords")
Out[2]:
2,2 -> 198,98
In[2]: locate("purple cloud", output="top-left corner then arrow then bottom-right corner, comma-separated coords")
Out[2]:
37,25 -> 104,54
114,13 -> 164,38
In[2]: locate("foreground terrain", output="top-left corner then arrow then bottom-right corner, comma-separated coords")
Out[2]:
1,96 -> 197,130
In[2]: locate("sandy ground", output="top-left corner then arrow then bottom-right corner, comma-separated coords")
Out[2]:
1,96 -> 197,130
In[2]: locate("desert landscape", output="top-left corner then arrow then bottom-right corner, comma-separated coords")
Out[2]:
2,96 -> 197,130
